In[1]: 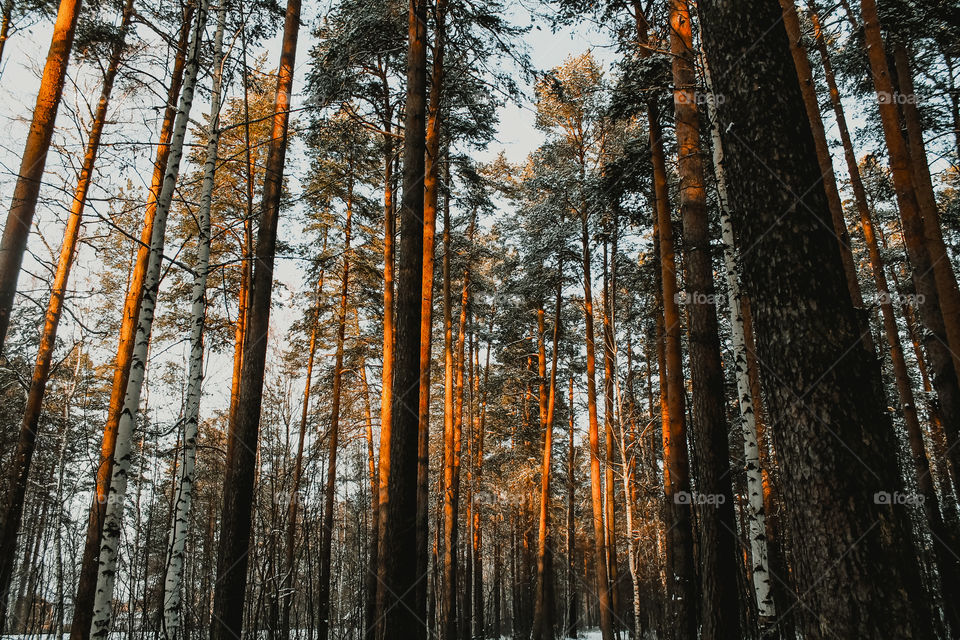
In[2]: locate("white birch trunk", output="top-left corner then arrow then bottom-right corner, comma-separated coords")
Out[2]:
704,64 -> 776,621
161,5 -> 225,638
89,2 -> 210,637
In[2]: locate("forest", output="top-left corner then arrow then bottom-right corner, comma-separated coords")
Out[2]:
0,0 -> 958,638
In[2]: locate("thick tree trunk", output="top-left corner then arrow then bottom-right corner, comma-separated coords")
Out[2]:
376,0 -> 427,636
704,63 -> 777,634
90,3 -> 210,635
209,0 -> 300,637
699,0 -> 936,635
0,0 -> 134,627
318,176 -> 354,640
0,0 -> 83,351
161,7 -> 225,638
669,3 -> 741,637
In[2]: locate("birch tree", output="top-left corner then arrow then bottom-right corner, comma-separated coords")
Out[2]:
161,6 -> 225,637
89,2 -> 210,636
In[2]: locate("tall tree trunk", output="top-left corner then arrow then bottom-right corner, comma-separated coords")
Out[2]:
71,9 -> 194,635
90,3 -> 210,635
533,279 -> 561,640
0,0 -> 134,626
442,212 -> 474,640
419,3 -> 446,628
566,375 -> 578,639
704,62 -> 776,634
473,333 -> 490,640
376,0 -> 428,635
228,34 -> 258,425
670,3 -> 742,637
366,108 -> 395,640
209,0 -> 300,636
161,6 -> 225,637
580,208 -> 613,640
0,0 -> 83,351
699,0 -> 937,635
650,97 -> 697,640
318,174 -> 354,640
634,8 -> 697,637
600,239 -> 620,634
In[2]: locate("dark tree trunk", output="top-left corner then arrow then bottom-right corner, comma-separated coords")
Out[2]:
669,1 -> 742,637
375,0 -> 428,636
209,0 -> 300,638
699,0 -> 935,636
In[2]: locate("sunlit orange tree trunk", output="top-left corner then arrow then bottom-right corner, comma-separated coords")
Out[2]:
0,0 -> 82,352
669,2 -> 742,637
0,0 -> 134,627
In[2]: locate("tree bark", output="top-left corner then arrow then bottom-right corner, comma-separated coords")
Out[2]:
698,0 -> 936,635
209,0 -> 300,637
375,0 -> 427,636
669,3 -> 742,637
